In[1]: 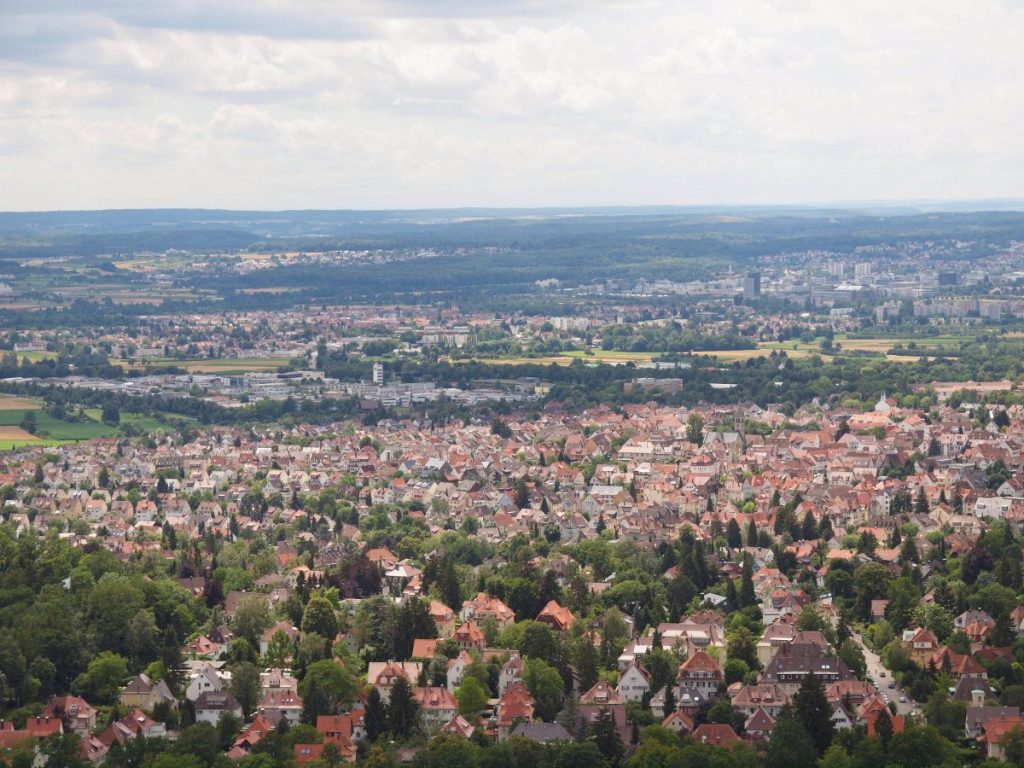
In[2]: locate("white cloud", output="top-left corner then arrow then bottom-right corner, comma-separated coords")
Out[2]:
0,0 -> 1022,209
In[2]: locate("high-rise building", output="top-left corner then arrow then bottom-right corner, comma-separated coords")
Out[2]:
742,271 -> 761,298
372,362 -> 384,385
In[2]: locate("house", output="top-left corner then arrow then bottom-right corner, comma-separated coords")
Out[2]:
731,683 -> 790,717
440,714 -> 477,740
461,592 -> 516,629
966,706 -> 1022,739
500,653 -> 524,694
120,673 -> 178,711
662,710 -> 694,735
536,600 -> 575,633
509,722 -> 572,743
691,723 -> 741,748
194,691 -> 243,725
99,708 -> 168,746
429,600 -> 457,638
496,682 -> 535,742
368,661 -> 421,703
414,687 -> 459,733
447,651 -> 473,691
758,643 -> 852,693
454,621 -> 485,652
676,650 -> 723,700
186,662 -> 230,702
229,714 -> 276,758
258,689 -> 303,724
44,695 -> 97,737
616,661 -> 651,703
905,628 -> 940,666
579,681 -> 629,741
260,621 -> 300,657
744,708 -> 775,740
980,715 -> 1024,761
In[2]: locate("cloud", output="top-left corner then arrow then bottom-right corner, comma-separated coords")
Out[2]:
0,0 -> 1022,209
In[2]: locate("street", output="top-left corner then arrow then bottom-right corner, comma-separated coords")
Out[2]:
854,632 -> 919,717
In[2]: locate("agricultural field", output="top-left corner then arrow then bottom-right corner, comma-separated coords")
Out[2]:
0,394 -> 42,410
561,350 -> 658,363
113,356 -> 290,374
0,409 -> 117,441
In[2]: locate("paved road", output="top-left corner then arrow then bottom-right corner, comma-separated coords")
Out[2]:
854,632 -> 919,717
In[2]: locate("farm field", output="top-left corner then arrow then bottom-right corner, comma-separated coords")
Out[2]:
0,409 -> 117,440
561,350 -> 657,363
0,395 -> 42,410
113,356 -> 290,373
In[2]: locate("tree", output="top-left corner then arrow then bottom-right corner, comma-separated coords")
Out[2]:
792,673 -> 833,754
298,660 -> 357,721
127,609 -> 160,670
574,638 -> 600,693
686,413 -> 705,446
229,661 -> 261,718
765,707 -> 817,768
739,555 -> 756,608
592,707 -> 624,767
836,639 -> 866,680
1002,725 -> 1024,768
888,725 -> 958,768
233,595 -> 273,648
853,563 -> 893,621
263,630 -> 293,668
102,404 -> 120,425
726,519 -> 742,549
662,685 -> 676,715
365,687 -> 387,741
387,676 -> 419,737
75,651 -> 128,704
456,676 -> 488,719
874,706 -> 894,745
524,658 -> 564,721
301,596 -> 339,640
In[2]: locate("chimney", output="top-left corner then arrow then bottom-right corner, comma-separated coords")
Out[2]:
972,689 -> 985,707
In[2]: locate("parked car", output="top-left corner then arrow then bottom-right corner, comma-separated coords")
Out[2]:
888,681 -> 895,689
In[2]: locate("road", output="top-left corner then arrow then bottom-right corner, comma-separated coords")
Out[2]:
854,632 -> 919,717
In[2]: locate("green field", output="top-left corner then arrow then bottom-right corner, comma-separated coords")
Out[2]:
0,438 -> 68,450
115,356 -> 290,374
0,409 -> 117,440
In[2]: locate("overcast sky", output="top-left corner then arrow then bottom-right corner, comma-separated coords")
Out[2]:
1,0 -> 1022,211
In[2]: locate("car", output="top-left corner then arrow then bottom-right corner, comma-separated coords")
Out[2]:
899,695 -> 906,703
888,681 -> 895,689
879,671 -> 886,677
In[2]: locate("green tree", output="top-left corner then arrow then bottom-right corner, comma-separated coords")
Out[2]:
792,673 -> 834,754
456,676 -> 488,718
298,660 -> 358,721
365,687 -> 387,741
524,658 -> 564,721
765,707 -> 817,768
229,661 -> 261,718
592,707 -> 625,767
387,676 -> 419,737
888,725 -> 958,768
75,651 -> 128,704
686,413 -> 705,446
301,597 -> 339,640
232,595 -> 273,648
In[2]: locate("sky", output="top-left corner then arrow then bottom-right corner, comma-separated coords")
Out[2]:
1,0 -> 1022,211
